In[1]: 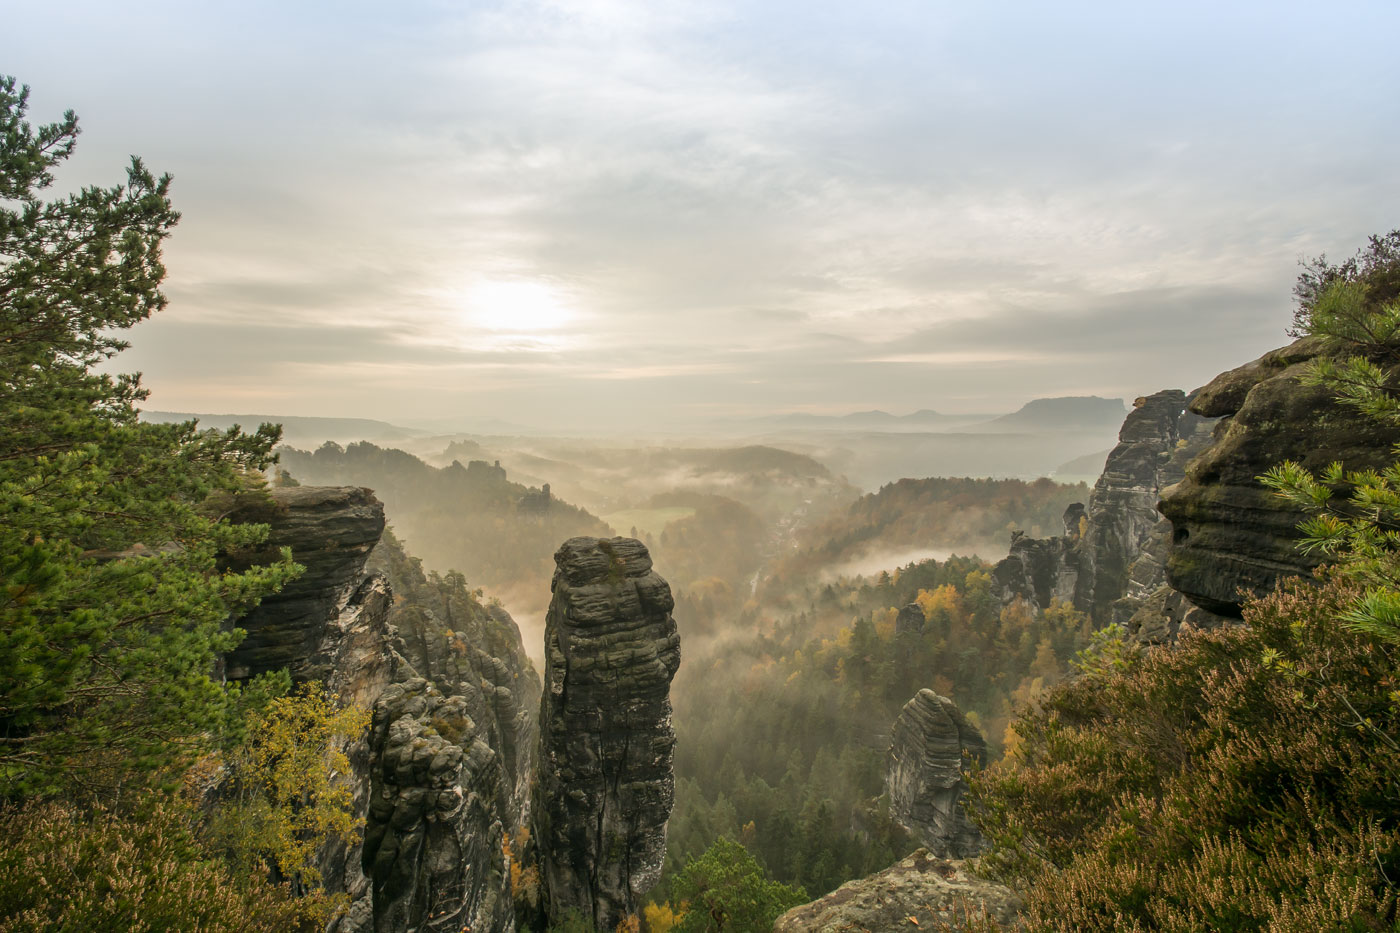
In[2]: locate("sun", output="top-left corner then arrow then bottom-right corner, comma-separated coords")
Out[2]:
465,280 -> 574,333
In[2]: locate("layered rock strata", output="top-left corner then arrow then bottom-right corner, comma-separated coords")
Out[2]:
532,536 -> 681,932
1161,337 -> 1400,615
226,487 -> 538,933
773,849 -> 1022,933
223,485 -> 387,681
886,690 -> 987,858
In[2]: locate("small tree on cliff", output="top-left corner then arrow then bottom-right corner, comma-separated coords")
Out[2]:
0,76 -> 297,798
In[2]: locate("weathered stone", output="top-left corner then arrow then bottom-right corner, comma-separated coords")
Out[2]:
886,690 -> 986,858
1122,584 -> 1231,646
772,849 -> 1022,933
224,486 -> 539,933
1074,391 -> 1199,620
894,602 -> 925,635
533,536 -> 681,932
223,486 -> 386,682
1161,337 -> 1400,615
992,522 -> 1081,611
361,679 -> 511,933
990,389 -> 1219,643
351,535 -> 540,933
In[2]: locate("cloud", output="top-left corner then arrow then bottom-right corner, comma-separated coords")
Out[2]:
17,0 -> 1400,429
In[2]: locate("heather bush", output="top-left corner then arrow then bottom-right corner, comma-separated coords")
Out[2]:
0,799 -> 324,932
967,576 -> 1400,931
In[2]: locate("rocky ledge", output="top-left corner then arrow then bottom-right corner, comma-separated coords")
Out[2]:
772,849 -> 1022,933
1161,337 -> 1400,615
223,485 -> 386,682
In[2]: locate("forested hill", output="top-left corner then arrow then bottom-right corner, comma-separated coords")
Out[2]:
767,475 -> 1088,590
279,441 -> 610,604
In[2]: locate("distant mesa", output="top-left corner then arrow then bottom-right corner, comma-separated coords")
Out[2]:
968,396 -> 1127,433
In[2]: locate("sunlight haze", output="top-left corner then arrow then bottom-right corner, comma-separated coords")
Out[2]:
10,0 -> 1399,431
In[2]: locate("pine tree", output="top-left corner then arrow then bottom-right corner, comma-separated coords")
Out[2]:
0,76 -> 297,798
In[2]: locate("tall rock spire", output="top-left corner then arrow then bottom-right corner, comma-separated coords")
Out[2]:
532,536 -> 682,931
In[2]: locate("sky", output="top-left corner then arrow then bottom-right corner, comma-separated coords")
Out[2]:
10,0 -> 1400,432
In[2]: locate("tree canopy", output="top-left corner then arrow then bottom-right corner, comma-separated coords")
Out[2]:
0,75 -> 296,798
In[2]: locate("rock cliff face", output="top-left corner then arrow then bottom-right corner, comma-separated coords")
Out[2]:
886,690 -> 986,859
1160,337 -> 1400,615
223,486 -> 387,682
991,390 -> 1219,635
532,536 -> 681,932
355,535 -> 541,933
226,487 -> 539,933
772,849 -> 1021,933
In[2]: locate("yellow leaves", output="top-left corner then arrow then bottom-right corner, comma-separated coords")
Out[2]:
211,682 -> 368,897
643,902 -> 683,933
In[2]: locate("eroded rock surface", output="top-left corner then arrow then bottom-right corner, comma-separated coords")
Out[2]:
991,390 -> 1219,640
1161,337 -> 1400,615
894,602 -> 925,635
887,690 -> 986,858
362,679 -> 510,933
533,536 -> 681,932
352,535 -> 540,933
224,485 -> 387,681
225,487 -> 539,933
772,849 -> 1022,933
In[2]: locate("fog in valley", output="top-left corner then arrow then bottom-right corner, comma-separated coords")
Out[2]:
9,2 -> 1400,930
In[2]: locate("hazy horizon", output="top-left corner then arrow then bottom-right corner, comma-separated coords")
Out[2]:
12,1 -> 1400,431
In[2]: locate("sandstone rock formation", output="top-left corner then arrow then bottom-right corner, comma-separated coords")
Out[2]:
532,536 -> 681,932
226,487 -> 539,933
886,690 -> 986,858
223,485 -> 387,682
772,849 -> 1022,933
894,602 -> 925,635
361,679 -> 511,933
354,535 -> 541,933
1161,336 -> 1400,615
992,514 -> 1082,611
991,390 -> 1219,639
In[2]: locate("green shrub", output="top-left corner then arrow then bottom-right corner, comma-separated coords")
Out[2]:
0,799 -> 324,932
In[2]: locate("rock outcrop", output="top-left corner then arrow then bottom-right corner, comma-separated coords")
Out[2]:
1160,337 -> 1400,615
226,487 -> 540,933
350,534 -> 541,933
223,485 -> 387,682
991,390 -> 1219,638
532,536 -> 681,932
772,849 -> 1022,933
361,679 -> 511,933
992,512 -> 1083,611
886,690 -> 986,858
894,602 -> 925,635
1076,389 -> 1211,620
